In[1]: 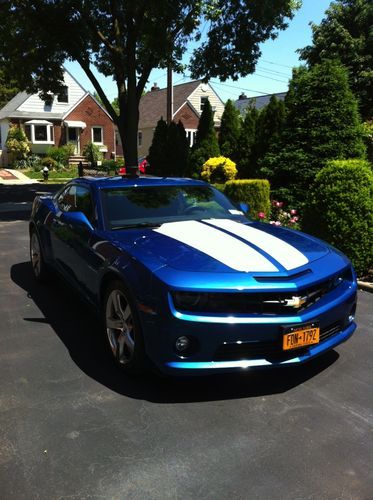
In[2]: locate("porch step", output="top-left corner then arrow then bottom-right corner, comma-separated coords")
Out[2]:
69,156 -> 88,166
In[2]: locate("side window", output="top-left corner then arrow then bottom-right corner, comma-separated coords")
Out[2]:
57,185 -> 77,212
75,186 -> 94,222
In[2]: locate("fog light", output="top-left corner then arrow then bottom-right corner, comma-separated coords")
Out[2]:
348,314 -> 355,323
175,336 -> 190,352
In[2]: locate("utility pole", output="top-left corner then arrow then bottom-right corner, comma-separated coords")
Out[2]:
166,65 -> 173,125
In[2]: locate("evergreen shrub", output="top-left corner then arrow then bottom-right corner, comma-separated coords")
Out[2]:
303,159 -> 373,276
201,156 -> 237,183
224,179 -> 270,219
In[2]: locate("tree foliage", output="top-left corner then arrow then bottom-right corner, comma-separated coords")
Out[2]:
0,69 -> 19,109
191,99 -> 220,175
147,118 -> 168,176
298,0 -> 373,119
256,95 -> 285,166
218,100 -> 241,161
0,0 -> 298,166
303,159 -> 373,276
236,107 -> 258,178
147,118 -> 190,176
260,60 -> 366,205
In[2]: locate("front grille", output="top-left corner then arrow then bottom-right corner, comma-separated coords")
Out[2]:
172,268 -> 353,316
213,321 -> 343,362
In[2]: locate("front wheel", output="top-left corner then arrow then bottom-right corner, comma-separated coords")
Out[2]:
103,280 -> 147,374
30,230 -> 50,282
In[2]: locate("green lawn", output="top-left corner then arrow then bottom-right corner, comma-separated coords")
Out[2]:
22,168 -> 78,181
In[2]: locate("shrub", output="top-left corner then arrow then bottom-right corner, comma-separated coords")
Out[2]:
303,159 -> 373,276
201,156 -> 237,183
13,154 -> 42,171
46,145 -> 73,166
258,200 -> 300,230
6,126 -> 30,161
41,157 -> 58,170
101,159 -> 119,173
83,142 -> 103,165
224,179 -> 270,219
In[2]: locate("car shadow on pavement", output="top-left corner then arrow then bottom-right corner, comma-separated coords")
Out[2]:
11,261 -> 339,404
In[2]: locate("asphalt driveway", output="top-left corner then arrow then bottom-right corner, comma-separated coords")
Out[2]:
0,189 -> 372,499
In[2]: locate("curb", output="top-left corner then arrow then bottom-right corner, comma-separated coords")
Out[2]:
357,280 -> 373,293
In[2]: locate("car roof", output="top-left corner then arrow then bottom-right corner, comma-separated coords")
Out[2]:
72,176 -> 208,189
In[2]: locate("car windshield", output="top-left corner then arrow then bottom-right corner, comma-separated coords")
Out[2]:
101,185 -> 248,230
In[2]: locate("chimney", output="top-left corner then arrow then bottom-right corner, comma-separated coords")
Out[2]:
151,83 -> 160,92
238,92 -> 248,100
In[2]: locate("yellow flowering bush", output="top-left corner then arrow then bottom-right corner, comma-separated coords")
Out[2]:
201,156 -> 237,183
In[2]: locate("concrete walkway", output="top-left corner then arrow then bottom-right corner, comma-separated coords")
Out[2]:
0,169 -> 39,185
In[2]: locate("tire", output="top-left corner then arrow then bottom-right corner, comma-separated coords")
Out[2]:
30,229 -> 50,283
103,279 -> 148,374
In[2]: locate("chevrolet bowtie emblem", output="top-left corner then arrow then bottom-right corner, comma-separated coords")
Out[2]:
285,296 -> 307,308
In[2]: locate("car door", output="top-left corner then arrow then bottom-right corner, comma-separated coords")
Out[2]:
50,184 -> 102,301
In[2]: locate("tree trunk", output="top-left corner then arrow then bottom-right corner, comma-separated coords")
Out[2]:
118,99 -> 139,168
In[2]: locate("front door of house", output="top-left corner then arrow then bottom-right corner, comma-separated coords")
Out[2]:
67,127 -> 80,154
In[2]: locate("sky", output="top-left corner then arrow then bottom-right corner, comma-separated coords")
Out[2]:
64,0 -> 332,104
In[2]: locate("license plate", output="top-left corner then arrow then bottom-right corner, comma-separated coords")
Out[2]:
282,323 -> 320,351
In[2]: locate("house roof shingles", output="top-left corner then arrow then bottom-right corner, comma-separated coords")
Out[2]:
139,80 -> 201,128
235,91 -> 287,114
0,92 -> 31,120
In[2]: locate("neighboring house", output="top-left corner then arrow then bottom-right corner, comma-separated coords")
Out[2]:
235,91 -> 287,115
137,80 -> 225,158
0,68 -> 116,166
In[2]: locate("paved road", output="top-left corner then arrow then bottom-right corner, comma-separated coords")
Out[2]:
0,188 -> 372,499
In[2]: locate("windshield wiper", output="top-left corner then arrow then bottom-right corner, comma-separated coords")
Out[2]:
112,222 -> 161,230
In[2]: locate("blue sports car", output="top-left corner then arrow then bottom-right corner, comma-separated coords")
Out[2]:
29,175 -> 357,375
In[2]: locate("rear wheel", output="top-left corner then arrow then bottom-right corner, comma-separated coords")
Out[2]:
103,280 -> 147,374
30,230 -> 50,282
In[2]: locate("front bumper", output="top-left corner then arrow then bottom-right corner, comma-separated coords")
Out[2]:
140,281 -> 358,376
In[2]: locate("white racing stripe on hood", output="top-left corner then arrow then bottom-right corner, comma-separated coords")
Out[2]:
154,220 -> 278,272
206,219 -> 308,270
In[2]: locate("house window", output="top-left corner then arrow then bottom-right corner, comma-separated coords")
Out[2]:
57,86 -> 69,103
186,129 -> 197,147
138,131 -> 143,147
92,126 -> 103,144
200,96 -> 209,112
24,122 -> 54,144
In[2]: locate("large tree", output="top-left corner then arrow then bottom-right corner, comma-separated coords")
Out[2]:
190,99 -> 220,175
0,0 -> 298,167
261,60 -> 366,205
218,99 -> 241,162
298,0 -> 373,119
0,69 -> 19,109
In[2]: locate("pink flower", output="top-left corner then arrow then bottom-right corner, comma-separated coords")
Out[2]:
276,201 -> 283,208
290,209 -> 297,215
258,212 -> 266,219
293,216 -> 299,222
274,221 -> 281,226
272,200 -> 278,206
290,218 -> 296,224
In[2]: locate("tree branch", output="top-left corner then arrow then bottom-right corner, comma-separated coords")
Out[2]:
76,56 -> 118,123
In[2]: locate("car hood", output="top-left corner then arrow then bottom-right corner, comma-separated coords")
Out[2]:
109,219 -> 331,275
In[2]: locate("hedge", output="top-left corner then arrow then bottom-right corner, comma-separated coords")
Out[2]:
303,159 -> 373,276
224,179 -> 270,219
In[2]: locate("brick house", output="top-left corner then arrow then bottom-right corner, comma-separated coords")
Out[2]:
137,80 -> 225,158
0,68 -> 116,166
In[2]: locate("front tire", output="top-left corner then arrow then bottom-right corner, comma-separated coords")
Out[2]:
30,229 -> 50,282
103,280 -> 147,374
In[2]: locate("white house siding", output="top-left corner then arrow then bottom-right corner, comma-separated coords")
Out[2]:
187,83 -> 225,125
17,71 -> 85,115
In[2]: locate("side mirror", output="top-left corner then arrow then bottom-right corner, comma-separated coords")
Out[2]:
61,211 -> 94,231
239,202 -> 250,214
